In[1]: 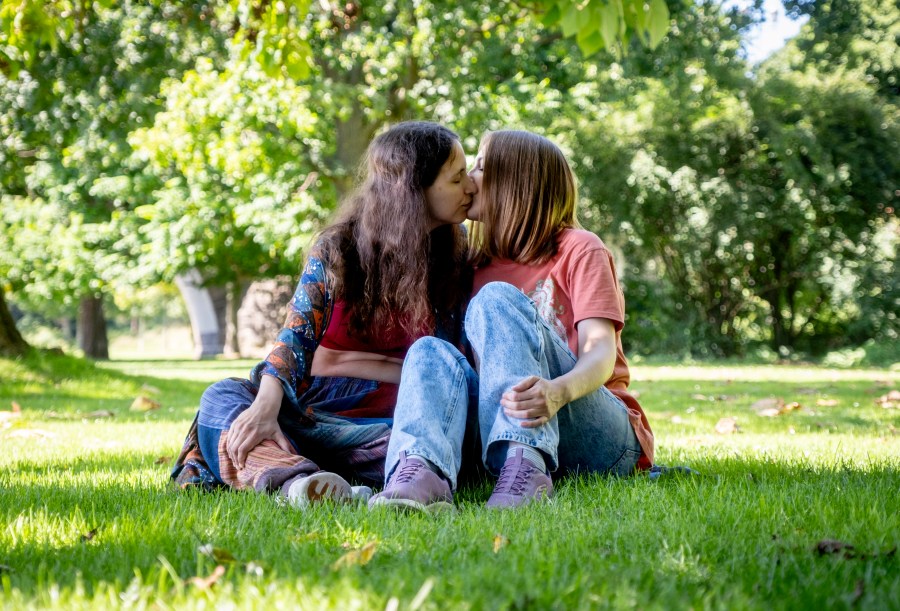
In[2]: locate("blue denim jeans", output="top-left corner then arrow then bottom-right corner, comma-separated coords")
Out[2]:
197,376 -> 392,485
386,281 -> 642,489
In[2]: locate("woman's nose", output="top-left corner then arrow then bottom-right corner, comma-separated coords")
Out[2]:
465,175 -> 477,193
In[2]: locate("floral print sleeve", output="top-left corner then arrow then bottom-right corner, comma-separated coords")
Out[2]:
249,255 -> 332,421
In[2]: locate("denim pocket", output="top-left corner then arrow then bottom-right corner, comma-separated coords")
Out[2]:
609,448 -> 642,477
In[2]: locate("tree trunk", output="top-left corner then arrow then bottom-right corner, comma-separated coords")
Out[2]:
0,289 -> 29,356
77,295 -> 109,359
223,280 -> 242,358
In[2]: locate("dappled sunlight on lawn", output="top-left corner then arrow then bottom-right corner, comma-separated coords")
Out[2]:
97,359 -> 256,383
3,356 -> 898,608
633,364 -> 900,382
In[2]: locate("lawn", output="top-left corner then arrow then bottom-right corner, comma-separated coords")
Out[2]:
1,351 -> 898,610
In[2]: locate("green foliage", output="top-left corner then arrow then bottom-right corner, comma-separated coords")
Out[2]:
127,55 -> 328,285
0,0 -> 895,359
536,0 -> 671,55
1,1 -> 225,319
783,0 -> 899,96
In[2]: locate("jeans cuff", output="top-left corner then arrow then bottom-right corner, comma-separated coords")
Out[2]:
405,446 -> 457,490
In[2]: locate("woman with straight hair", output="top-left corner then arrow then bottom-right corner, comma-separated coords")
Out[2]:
171,121 -> 476,506
370,129 -> 654,511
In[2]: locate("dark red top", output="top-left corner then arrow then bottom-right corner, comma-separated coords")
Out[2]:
318,300 -> 420,417
319,300 -> 418,358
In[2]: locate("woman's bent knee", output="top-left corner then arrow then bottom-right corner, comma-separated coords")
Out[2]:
198,377 -> 255,429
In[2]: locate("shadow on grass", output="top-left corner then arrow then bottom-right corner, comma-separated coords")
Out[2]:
2,453 -> 897,606
1,350 -> 229,423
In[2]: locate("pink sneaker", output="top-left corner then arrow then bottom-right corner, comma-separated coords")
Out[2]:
486,448 -> 553,508
368,452 -> 453,513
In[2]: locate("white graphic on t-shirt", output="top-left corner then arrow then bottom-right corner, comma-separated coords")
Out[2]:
527,279 -> 568,343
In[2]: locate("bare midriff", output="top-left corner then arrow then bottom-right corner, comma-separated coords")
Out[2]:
310,345 -> 403,384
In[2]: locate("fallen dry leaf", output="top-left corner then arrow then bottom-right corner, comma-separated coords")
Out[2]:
875,390 -> 900,409
493,534 -> 509,553
11,401 -> 21,413
130,396 -> 161,412
189,565 -> 225,589
198,544 -> 237,564
154,456 -> 171,465
816,399 -> 839,407
80,527 -> 100,542
715,417 -> 739,435
752,398 -> 802,417
690,394 -> 708,401
757,407 -> 782,418
332,541 -> 377,570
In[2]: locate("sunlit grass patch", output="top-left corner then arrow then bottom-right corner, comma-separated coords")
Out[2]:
1,352 -> 898,609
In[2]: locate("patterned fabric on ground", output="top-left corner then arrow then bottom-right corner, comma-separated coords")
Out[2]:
172,376 -> 393,491
170,414 -> 220,491
217,433 -> 320,492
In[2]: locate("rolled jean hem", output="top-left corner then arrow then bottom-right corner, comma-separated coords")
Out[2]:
405,446 -> 457,490
486,433 -> 559,474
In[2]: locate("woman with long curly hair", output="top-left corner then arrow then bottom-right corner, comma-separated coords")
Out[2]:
171,121 -> 475,505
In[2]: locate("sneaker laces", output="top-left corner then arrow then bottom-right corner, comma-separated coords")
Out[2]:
494,460 -> 537,495
393,459 -> 426,484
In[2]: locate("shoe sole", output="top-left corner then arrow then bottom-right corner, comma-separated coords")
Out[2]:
368,496 -> 454,514
290,472 -> 352,508
485,487 -> 554,509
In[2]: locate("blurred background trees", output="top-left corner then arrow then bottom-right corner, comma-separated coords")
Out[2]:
1,0 -> 896,364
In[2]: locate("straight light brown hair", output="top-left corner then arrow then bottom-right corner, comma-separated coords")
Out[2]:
470,130 -> 580,266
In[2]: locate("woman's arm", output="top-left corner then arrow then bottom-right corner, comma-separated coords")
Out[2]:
228,256 -> 332,468
500,317 -> 616,428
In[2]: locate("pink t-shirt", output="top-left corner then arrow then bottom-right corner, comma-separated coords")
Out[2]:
472,228 -> 654,468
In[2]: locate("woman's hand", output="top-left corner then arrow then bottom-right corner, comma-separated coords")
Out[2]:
500,376 -> 569,428
226,376 -> 293,469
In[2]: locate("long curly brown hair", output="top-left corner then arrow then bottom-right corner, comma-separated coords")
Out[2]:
316,122 -> 470,341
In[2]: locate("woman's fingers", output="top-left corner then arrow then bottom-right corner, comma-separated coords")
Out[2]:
503,405 -> 548,419
235,434 -> 259,470
273,430 -> 294,455
510,376 -> 541,392
501,393 -> 547,410
519,416 -> 548,429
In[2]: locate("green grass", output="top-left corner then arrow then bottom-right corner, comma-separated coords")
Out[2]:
1,351 -> 898,610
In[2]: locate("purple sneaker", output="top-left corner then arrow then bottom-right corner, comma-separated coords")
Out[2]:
368,452 -> 453,513
486,448 -> 553,509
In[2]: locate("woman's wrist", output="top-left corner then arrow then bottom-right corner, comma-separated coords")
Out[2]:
548,378 -> 572,409
255,375 -> 285,410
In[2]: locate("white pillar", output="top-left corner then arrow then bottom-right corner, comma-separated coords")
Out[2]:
175,269 -> 222,359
